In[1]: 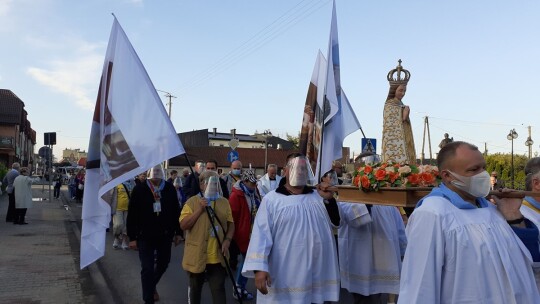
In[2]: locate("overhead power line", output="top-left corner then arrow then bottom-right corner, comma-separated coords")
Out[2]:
176,0 -> 331,94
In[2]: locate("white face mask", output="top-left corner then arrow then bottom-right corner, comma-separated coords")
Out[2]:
448,170 -> 491,198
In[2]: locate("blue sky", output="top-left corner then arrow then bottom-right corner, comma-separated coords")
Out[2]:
1,0 -> 539,160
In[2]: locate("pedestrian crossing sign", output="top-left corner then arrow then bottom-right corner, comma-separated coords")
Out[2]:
361,138 -> 376,154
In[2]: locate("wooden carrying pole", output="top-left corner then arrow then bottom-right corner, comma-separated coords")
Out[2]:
334,186 -> 535,208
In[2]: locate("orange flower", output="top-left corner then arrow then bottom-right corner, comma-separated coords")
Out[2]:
353,175 -> 361,187
375,169 -> 387,181
420,172 -> 436,185
393,163 -> 400,168
380,163 -> 388,169
364,165 -> 373,174
408,173 -> 420,186
361,175 -> 371,189
389,172 -> 399,183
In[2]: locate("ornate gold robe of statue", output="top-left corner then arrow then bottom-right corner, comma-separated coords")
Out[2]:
381,98 -> 416,164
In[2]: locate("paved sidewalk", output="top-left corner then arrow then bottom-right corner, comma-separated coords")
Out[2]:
0,185 -> 91,304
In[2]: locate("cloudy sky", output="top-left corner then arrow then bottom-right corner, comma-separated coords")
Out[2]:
1,0 -> 539,160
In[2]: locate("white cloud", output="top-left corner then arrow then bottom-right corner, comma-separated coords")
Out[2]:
125,0 -> 143,6
27,50 -> 103,111
0,0 -> 13,16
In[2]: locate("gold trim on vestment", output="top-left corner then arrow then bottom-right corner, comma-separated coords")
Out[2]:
270,279 -> 339,294
246,253 -> 266,260
341,270 -> 400,282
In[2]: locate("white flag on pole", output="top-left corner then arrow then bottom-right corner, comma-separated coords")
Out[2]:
80,17 -> 184,268
316,0 -> 361,179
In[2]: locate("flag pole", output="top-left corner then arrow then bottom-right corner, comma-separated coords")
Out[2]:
317,96 -> 327,183
204,206 -> 244,303
359,127 -> 367,139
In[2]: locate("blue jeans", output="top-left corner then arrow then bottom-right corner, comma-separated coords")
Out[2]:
235,253 -> 248,289
137,236 -> 172,304
69,185 -> 76,198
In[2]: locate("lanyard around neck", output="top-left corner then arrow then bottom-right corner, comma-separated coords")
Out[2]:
147,180 -> 165,201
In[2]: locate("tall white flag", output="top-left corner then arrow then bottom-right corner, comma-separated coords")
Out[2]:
80,17 -> 185,268
316,0 -> 361,179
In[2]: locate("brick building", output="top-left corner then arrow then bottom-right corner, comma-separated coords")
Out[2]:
0,89 -> 36,168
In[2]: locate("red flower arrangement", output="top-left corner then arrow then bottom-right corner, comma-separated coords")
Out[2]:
353,162 -> 441,192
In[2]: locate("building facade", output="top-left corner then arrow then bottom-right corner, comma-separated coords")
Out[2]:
0,89 -> 36,168
62,148 -> 88,164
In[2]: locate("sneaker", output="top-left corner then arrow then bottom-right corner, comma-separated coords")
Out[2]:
113,238 -> 120,249
121,240 -> 129,250
233,287 -> 254,301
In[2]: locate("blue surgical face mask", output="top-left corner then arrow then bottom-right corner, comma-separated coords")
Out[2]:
232,169 -> 241,176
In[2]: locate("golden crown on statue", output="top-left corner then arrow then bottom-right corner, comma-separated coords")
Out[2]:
387,59 -> 411,86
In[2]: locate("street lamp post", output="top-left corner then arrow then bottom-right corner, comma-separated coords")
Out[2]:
263,130 -> 272,171
507,128 -> 518,188
525,126 -> 534,159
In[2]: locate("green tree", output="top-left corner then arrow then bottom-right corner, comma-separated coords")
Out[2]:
485,153 -> 528,190
0,163 -> 7,192
286,133 -> 300,150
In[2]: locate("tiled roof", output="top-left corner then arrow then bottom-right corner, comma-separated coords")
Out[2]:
0,89 -> 25,125
209,132 -> 260,142
169,146 -> 297,169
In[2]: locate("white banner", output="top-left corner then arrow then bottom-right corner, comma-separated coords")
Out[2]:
80,17 -> 184,268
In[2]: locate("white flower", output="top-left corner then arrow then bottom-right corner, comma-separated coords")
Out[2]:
385,166 -> 395,173
398,166 -> 411,174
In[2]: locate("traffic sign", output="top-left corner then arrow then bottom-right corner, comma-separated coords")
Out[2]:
228,138 -> 239,150
44,132 -> 56,145
38,146 -> 52,159
227,150 -> 239,163
361,138 -> 377,154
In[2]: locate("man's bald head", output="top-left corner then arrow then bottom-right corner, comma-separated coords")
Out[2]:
437,141 -> 479,171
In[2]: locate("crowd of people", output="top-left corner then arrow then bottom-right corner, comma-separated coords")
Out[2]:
97,144 -> 540,304
6,145 -> 540,303
3,144 -> 540,303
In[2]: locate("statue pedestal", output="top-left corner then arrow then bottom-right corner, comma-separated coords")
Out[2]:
336,186 -> 433,208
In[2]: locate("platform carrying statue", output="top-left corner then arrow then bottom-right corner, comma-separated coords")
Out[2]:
381,60 -> 417,164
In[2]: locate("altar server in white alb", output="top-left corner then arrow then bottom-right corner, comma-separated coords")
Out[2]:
256,164 -> 282,198
337,153 -> 407,304
338,202 -> 406,303
242,153 -> 341,304
399,141 -> 540,303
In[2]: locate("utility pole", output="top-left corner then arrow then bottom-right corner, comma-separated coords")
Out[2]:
157,90 -> 177,171
166,93 -> 175,119
421,116 -> 433,164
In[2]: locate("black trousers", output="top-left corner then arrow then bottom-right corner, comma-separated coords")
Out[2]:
137,237 -> 172,304
54,186 -> 60,198
352,293 -> 387,304
228,240 -> 240,270
188,263 -> 227,304
14,208 -> 27,224
6,193 -> 15,222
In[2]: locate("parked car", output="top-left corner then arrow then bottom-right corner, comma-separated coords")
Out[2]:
55,166 -> 78,184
